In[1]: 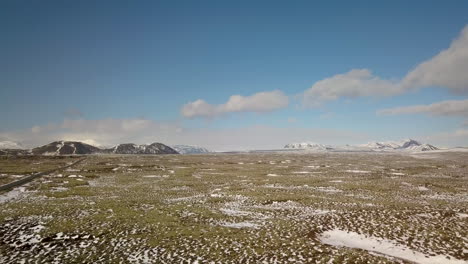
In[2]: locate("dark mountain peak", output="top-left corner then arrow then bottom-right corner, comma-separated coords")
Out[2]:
399,139 -> 422,149
32,141 -> 101,155
107,142 -> 178,154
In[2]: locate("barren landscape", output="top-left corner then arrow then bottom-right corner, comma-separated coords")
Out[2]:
1,152 -> 467,263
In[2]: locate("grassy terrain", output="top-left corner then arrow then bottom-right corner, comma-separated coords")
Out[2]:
0,152 -> 467,263
0,156 -> 81,185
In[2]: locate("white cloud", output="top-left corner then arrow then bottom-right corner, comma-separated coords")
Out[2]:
180,100 -> 218,118
181,90 -> 289,118
302,69 -> 401,107
377,99 -> 468,117
302,25 -> 468,106
402,26 -> 468,95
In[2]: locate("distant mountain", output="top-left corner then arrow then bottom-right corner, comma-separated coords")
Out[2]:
359,141 -> 401,150
405,143 -> 439,152
106,143 -> 178,154
171,145 -> 210,154
284,142 -> 332,151
359,139 -> 438,152
2,141 -> 179,156
32,141 -> 101,155
283,139 -> 439,152
0,141 -> 24,149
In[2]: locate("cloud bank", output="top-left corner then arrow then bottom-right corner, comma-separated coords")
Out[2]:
424,129 -> 468,148
1,118 -> 183,148
2,117 -> 467,149
378,99 -> 468,117
181,90 -> 289,118
1,118 -> 367,151
302,25 -> 468,106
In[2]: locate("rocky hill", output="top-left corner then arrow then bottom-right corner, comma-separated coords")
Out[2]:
106,143 -> 178,154
32,141 -> 101,155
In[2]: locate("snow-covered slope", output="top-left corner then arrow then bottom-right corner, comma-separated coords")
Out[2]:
359,139 -> 438,152
284,142 -> 332,151
171,145 -> 210,154
359,141 -> 401,150
283,139 -> 439,152
0,141 -> 23,149
406,143 -> 439,152
107,143 -> 178,154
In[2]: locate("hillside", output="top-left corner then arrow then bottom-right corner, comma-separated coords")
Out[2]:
106,143 -> 178,154
32,141 -> 101,155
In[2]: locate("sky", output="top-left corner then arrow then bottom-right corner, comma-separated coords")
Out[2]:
1,0 -> 467,150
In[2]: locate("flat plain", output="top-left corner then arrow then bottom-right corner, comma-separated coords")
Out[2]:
0,152 -> 467,263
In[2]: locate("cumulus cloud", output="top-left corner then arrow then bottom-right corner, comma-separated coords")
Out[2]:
181,90 -> 289,118
377,99 -> 468,117
180,100 -> 218,118
302,25 -> 468,106
402,26 -> 468,95
302,69 -> 401,107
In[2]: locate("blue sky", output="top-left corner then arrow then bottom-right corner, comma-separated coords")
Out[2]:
1,1 -> 467,150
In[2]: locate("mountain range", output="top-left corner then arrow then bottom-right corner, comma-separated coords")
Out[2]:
0,140 -> 216,156
0,141 -> 179,155
358,139 -> 438,152
285,139 -> 438,152
0,138 -> 445,156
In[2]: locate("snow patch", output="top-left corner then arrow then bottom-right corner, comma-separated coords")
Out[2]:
220,221 -> 260,229
345,170 -> 371,173
0,187 -> 28,203
319,229 -> 465,264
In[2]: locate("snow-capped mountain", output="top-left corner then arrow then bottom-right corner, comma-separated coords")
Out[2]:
359,139 -> 438,152
283,139 -> 439,152
171,145 -> 210,154
32,141 -> 101,155
405,143 -> 439,152
106,143 -> 178,154
359,141 -> 401,150
0,141 -> 23,149
284,142 -> 332,150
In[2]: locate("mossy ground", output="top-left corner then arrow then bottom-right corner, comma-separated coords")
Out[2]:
0,152 -> 467,263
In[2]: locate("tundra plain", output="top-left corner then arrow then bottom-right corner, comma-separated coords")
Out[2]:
0,152 -> 467,263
